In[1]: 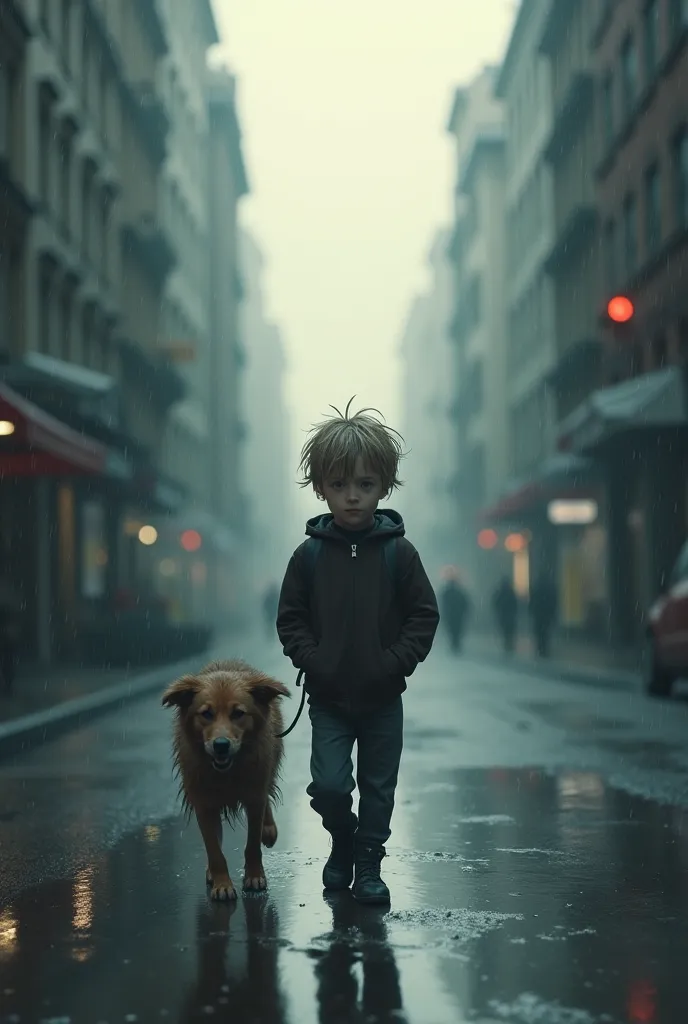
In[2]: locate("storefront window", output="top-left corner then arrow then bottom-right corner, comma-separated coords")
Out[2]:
81,501 -> 107,599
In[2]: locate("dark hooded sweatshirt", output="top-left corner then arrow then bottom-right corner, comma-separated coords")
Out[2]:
276,509 -> 440,713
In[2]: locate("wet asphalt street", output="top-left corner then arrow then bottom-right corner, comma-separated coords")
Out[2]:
1,642 -> 688,1024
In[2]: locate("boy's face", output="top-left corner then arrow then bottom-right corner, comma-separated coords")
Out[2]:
319,456 -> 387,531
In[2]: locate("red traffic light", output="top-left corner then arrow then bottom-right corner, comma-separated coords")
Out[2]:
607,295 -> 634,323
180,529 -> 202,552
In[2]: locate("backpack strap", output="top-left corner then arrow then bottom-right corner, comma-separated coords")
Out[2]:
301,537 -> 324,588
382,536 -> 400,589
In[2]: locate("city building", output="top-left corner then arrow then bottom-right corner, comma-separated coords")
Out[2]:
446,67 -> 510,606
398,228 -> 457,586
0,1 -> 252,664
0,0 -> 183,663
481,1 -> 556,592
205,68 -> 251,624
153,0 -> 237,626
239,230 -> 294,611
477,0 -> 604,633
524,0 -> 612,637
558,0 -> 688,645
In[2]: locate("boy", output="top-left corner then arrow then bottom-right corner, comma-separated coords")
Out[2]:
276,400 -> 440,904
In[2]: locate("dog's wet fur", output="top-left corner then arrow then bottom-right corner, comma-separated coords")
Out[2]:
162,659 -> 289,901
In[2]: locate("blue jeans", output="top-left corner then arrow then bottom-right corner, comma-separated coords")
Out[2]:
306,697 -> 403,848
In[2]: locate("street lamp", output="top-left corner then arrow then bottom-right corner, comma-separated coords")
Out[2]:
138,525 -> 158,546
180,529 -> 202,552
477,528 -> 498,550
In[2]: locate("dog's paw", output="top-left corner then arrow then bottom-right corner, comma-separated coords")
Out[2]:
209,874 -> 237,902
243,865 -> 268,892
261,823 -> 278,848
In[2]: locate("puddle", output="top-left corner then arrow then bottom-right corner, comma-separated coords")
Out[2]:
453,815 -> 516,825
489,994 -> 611,1023
495,848 -> 570,857
0,757 -> 685,1024
393,849 -> 490,866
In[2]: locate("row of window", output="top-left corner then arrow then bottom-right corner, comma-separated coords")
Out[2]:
162,178 -> 207,296
37,269 -> 113,375
455,275 -> 481,342
604,128 -> 688,289
37,97 -> 113,285
507,58 -> 549,166
508,275 -> 552,372
601,0 -> 688,149
0,60 -> 17,166
506,164 -> 550,271
163,62 -> 207,191
458,356 -> 483,419
40,0 -> 113,152
510,383 -> 550,477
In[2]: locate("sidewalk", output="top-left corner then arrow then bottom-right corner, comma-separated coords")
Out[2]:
461,631 -> 643,692
0,662 -> 134,726
0,634 -> 250,761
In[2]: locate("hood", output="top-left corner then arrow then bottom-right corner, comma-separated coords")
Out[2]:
305,508 -> 406,542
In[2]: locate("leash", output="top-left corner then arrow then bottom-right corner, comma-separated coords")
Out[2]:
276,668 -> 306,739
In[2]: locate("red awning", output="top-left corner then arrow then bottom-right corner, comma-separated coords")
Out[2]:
0,382 -> 107,476
479,482 -> 545,523
479,455 -> 599,524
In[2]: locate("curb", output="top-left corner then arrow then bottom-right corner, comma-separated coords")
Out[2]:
462,649 -> 642,694
0,654 -> 202,763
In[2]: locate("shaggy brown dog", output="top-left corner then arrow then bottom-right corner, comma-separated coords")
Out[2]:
162,659 -> 289,901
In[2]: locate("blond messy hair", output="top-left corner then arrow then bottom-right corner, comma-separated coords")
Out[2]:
298,397 -> 406,496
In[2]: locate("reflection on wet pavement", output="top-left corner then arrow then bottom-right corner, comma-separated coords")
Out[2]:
2,653 -> 688,1023
1,763 -> 687,1024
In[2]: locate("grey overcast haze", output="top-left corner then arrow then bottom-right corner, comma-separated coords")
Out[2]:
213,0 -> 517,518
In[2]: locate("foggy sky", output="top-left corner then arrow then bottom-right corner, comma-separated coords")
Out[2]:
213,0 -> 517,521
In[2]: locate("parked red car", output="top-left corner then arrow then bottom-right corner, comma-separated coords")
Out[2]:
645,541 -> 688,697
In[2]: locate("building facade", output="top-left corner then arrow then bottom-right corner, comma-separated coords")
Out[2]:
205,68 -> 251,624
0,1 -> 251,665
239,230 -> 294,612
496,1 -> 557,488
480,0 -> 558,602
398,229 -> 457,586
150,0 -> 244,626
1,0 -> 182,663
446,67 -> 510,606
558,0 -> 688,645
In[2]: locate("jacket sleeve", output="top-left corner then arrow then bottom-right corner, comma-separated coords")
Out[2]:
383,544 -> 440,677
276,549 -> 319,671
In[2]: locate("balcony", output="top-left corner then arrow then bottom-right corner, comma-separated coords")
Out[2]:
121,215 -> 176,286
0,157 -> 35,236
458,129 -> 505,194
199,0 -> 220,45
544,73 -> 595,165
118,337 -> 186,414
546,336 -> 602,395
0,0 -> 30,48
544,205 -> 599,277
122,81 -> 170,167
136,0 -> 169,58
539,0 -> 579,56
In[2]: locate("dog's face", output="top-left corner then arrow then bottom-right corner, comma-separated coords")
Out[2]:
162,666 -> 289,773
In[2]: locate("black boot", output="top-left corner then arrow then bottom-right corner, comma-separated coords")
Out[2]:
322,831 -> 355,890
352,844 -> 390,905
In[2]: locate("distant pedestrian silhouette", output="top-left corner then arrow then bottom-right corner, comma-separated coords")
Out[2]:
492,576 -> 518,654
529,573 -> 557,658
261,583 -> 280,639
439,574 -> 471,653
